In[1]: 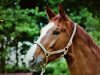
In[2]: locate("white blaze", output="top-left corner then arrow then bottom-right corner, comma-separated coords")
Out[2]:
24,22 -> 54,67
37,22 -> 55,42
24,44 -> 37,67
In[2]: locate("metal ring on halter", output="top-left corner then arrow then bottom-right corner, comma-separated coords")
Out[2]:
45,53 -> 50,57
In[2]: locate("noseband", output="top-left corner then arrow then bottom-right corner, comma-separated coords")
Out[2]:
34,22 -> 77,75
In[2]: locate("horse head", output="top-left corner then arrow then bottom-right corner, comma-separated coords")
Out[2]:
24,3 -> 76,72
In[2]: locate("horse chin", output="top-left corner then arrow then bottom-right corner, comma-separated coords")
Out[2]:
29,62 -> 45,72
29,66 -> 42,72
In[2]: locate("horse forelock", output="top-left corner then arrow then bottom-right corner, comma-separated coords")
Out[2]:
50,14 -> 70,31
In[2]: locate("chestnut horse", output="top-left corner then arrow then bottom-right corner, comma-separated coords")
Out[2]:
24,4 -> 100,75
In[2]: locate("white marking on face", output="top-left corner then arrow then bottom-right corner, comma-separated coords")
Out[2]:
37,22 -> 55,42
24,44 -> 37,67
24,22 -> 54,67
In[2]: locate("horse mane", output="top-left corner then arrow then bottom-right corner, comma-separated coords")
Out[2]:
76,24 -> 100,58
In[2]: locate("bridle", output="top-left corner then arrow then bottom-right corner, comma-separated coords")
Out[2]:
34,22 -> 77,75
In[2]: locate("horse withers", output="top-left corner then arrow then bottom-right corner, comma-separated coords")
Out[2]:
24,4 -> 100,75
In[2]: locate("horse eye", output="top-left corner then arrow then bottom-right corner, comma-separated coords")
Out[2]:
53,30 -> 60,35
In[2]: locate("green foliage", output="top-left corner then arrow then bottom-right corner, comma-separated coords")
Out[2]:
45,58 -> 70,75
5,64 -> 29,73
0,6 -> 44,72
89,31 -> 100,45
0,0 -> 19,8
69,8 -> 100,45
0,7 -> 40,37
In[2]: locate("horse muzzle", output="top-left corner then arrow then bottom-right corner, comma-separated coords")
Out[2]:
29,56 -> 45,72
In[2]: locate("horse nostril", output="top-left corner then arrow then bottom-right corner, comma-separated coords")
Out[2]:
29,56 -> 35,64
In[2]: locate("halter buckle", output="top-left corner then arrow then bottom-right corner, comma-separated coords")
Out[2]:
45,52 -> 50,57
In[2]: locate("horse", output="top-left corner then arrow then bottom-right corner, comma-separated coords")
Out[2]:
24,4 -> 100,75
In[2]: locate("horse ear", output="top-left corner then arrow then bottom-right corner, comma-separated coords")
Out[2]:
46,4 -> 56,20
58,3 -> 69,20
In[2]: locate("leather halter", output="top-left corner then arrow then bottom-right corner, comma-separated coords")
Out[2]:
34,22 -> 77,75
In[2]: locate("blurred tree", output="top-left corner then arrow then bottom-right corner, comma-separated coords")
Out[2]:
0,0 -> 20,8
0,7 -> 44,72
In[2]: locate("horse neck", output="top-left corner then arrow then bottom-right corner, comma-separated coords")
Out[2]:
65,25 -> 100,75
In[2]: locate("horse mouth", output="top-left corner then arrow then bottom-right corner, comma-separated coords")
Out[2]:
29,61 -> 44,72
29,66 -> 42,72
